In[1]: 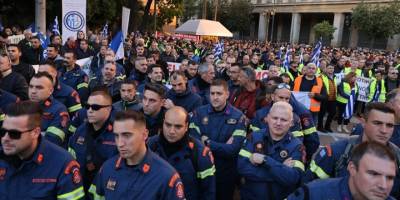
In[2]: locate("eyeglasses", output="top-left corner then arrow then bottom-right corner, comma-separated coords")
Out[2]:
277,83 -> 291,90
0,128 -> 36,140
85,104 -> 111,111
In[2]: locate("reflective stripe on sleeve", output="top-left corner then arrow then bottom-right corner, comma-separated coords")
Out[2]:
47,126 -> 66,142
232,129 -> 246,137
68,125 -> 77,133
197,165 -> 216,179
189,122 -> 201,135
57,186 -> 85,200
239,149 -> 252,158
77,83 -> 88,89
89,185 -> 105,200
303,126 -> 317,135
293,160 -> 305,171
292,131 -> 304,137
68,104 -> 82,113
68,147 -> 77,159
309,160 -> 330,179
249,124 -> 260,132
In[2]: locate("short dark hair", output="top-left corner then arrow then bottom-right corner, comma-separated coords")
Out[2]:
364,102 -> 395,120
63,50 -> 76,59
350,141 -> 396,169
144,83 -> 166,99
89,86 -> 113,104
170,71 -> 187,81
210,79 -> 228,91
147,64 -> 163,74
4,100 -> 42,128
114,110 -> 146,127
230,63 -> 240,68
386,88 -> 400,103
7,44 -> 21,52
121,79 -> 137,89
41,60 -> 57,71
240,66 -> 256,81
47,44 -> 59,52
33,71 -> 54,84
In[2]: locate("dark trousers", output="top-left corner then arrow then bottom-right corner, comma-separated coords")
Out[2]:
318,100 -> 336,130
337,102 -> 350,125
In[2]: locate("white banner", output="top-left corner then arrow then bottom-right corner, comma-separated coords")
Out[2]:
8,34 -> 25,44
292,91 -> 311,109
122,7 -> 131,39
62,0 -> 86,43
356,76 -> 371,102
255,70 -> 269,80
167,62 -> 181,72
76,56 -> 92,76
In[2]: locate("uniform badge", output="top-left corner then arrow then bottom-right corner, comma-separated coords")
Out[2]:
176,181 -> 184,199
72,168 -> 81,184
202,117 -> 209,125
255,142 -> 264,153
226,118 -> 237,125
280,150 -> 289,159
106,178 -> 117,191
301,117 -> 310,127
76,136 -> 85,145
0,168 -> 6,180
60,112 -> 69,128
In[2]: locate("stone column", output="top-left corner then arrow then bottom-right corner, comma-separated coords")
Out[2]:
331,13 -> 345,47
387,34 -> 400,50
349,25 -> 358,48
258,13 -> 267,41
276,16 -> 284,42
290,13 -> 301,44
309,17 -> 317,44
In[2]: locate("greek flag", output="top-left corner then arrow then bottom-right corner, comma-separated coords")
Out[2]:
213,40 -> 224,59
343,88 -> 356,120
37,32 -> 50,59
110,30 -> 124,60
27,22 -> 36,33
52,16 -> 60,36
311,39 -> 322,67
299,49 -> 304,65
283,46 -> 291,71
101,23 -> 108,38
277,46 -> 283,60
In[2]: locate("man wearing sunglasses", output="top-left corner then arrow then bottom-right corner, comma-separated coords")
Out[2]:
68,88 -> 118,192
0,101 -> 85,199
28,72 -> 70,147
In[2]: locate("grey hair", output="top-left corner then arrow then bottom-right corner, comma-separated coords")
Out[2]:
198,63 -> 212,74
241,66 -> 256,81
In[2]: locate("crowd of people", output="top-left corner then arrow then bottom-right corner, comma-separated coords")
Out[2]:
0,26 -> 399,200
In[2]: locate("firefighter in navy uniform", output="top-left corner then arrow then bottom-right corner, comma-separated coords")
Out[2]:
89,110 -> 185,200
304,102 -> 400,199
238,102 -> 305,200
68,89 -> 118,191
189,79 -> 247,200
0,101 -> 85,200
288,142 -> 397,200
59,51 -> 90,103
148,106 -> 216,200
28,72 -> 70,147
38,62 -> 83,118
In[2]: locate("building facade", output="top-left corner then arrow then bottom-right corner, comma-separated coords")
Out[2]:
250,0 -> 400,50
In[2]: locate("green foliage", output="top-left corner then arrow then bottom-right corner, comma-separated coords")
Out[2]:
182,0 -> 199,21
312,20 -> 336,40
352,0 -> 400,40
218,0 -> 252,35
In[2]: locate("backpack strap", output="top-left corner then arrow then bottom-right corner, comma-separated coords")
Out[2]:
334,136 -> 359,176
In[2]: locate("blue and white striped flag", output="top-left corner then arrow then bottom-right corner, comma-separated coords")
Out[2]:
213,40 -> 224,59
101,23 -> 108,38
110,30 -> 124,60
37,32 -> 50,59
277,46 -> 283,60
52,16 -> 60,36
343,88 -> 356,120
311,39 -> 322,67
283,46 -> 291,71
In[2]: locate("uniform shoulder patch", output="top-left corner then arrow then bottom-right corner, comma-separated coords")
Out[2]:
168,172 -> 180,188
64,160 -> 80,174
175,181 -> 184,199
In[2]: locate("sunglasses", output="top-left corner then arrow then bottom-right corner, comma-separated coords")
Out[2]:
277,83 -> 291,90
85,104 -> 111,111
0,128 -> 35,140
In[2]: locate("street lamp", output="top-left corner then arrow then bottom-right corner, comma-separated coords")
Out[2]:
270,8 -> 275,42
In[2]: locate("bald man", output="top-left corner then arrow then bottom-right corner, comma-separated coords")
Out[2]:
147,106 -> 216,200
238,102 -> 306,200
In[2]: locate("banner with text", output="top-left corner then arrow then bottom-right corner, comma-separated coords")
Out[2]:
62,0 -> 86,43
255,70 -> 268,80
356,76 -> 371,102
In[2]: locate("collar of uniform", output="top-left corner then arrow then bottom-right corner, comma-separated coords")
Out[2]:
115,149 -> 153,174
265,128 -> 292,147
207,103 -> 231,115
30,136 -> 46,165
42,96 -> 54,107
87,113 -> 113,135
339,176 -> 353,200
